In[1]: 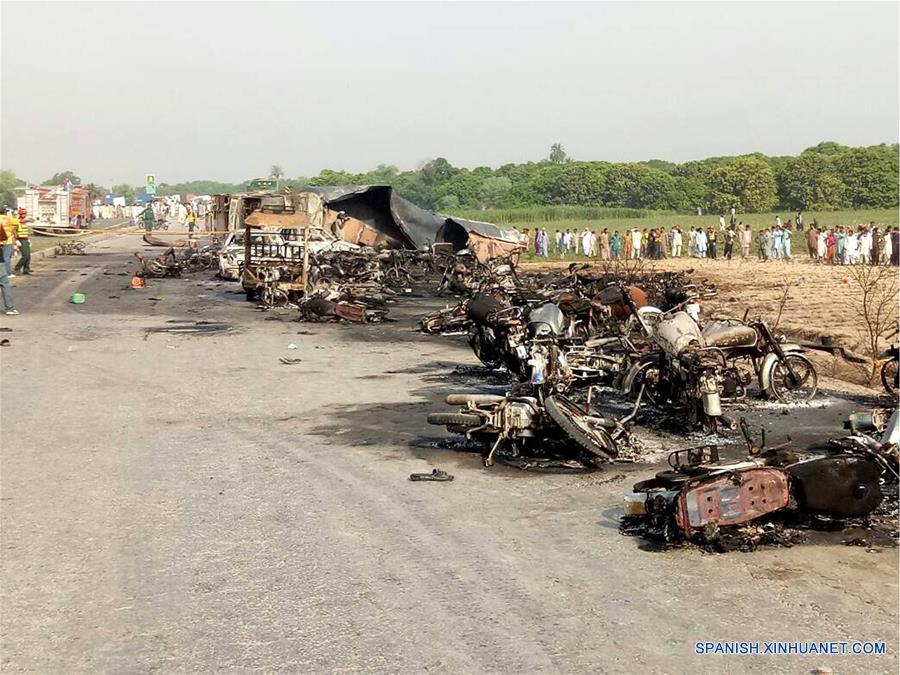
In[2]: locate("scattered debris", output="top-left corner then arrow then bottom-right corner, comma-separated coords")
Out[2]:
279,357 -> 303,365
409,468 -> 455,482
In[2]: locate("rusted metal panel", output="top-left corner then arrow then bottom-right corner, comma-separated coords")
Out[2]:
466,231 -> 525,264
675,468 -> 790,536
333,302 -> 367,323
244,210 -> 313,228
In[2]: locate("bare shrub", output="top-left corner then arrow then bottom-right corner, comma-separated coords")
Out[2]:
843,265 -> 899,382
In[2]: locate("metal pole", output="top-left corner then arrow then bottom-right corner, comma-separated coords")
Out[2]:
301,221 -> 311,294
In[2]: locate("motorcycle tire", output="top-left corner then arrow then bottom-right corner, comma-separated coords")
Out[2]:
881,358 -> 898,395
544,395 -> 617,460
769,353 -> 818,403
426,413 -> 483,428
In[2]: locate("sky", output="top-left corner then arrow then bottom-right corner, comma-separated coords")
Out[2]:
1,1 -> 898,186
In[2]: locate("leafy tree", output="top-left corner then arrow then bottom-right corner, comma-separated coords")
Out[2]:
111,184 -> 137,203
802,140 -> 850,157
548,162 -> 606,205
269,165 -> 285,181
833,145 -> 899,208
83,183 -> 108,201
362,164 -> 400,185
479,176 -> 512,208
547,143 -> 570,164
434,169 -> 484,209
779,153 -> 848,210
708,156 -> 778,212
434,194 -> 460,212
42,171 -> 81,187
0,170 -> 25,210
420,157 -> 457,187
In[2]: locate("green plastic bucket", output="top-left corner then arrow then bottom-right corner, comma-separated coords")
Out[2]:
69,293 -> 86,304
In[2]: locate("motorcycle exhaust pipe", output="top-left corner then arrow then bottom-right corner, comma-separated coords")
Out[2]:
446,394 -> 506,405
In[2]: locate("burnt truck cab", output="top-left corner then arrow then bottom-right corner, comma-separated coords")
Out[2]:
233,191 -> 362,301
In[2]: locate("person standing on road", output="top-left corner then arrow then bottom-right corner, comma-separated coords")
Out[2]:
729,206 -> 736,228
671,226 -> 683,257
782,227 -> 792,260
835,226 -> 846,264
554,229 -> 562,255
756,228 -> 768,261
695,228 -> 708,258
718,214 -> 726,232
0,210 -> 17,277
631,229 -> 642,259
806,224 -> 818,259
12,215 -> 32,275
0,266 -> 17,315
739,223 -> 751,258
141,205 -> 156,233
723,227 -> 735,260
825,229 -> 836,264
707,227 -> 717,259
599,228 -> 610,260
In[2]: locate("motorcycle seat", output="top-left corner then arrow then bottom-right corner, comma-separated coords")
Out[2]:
702,320 -> 758,348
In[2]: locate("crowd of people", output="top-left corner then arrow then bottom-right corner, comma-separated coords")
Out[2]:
520,213 -> 900,266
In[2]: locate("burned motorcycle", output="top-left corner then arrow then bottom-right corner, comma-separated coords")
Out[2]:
427,390 -> 640,469
624,303 -> 818,431
623,410 -> 899,546
876,344 -> 898,395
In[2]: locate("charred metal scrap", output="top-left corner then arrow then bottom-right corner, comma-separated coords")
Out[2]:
621,410 -> 900,550
421,255 -> 834,471
134,244 -> 219,279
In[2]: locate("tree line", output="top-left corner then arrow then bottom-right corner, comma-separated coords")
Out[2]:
2,140 -> 896,214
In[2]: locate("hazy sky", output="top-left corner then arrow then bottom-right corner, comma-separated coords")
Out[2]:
2,1 -> 897,186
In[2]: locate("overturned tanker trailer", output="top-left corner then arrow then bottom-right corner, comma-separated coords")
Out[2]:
306,185 -> 524,259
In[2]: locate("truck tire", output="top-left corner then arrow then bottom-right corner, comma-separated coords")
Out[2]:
427,412 -> 483,428
544,395 -> 617,460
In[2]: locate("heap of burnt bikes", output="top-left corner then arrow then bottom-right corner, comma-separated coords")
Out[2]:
422,260 -> 823,470
621,408 -> 899,550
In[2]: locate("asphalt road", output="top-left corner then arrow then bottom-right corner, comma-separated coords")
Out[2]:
1,235 -> 897,673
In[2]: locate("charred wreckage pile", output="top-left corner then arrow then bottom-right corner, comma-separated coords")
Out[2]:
416,259 -> 898,547
134,185 -> 898,549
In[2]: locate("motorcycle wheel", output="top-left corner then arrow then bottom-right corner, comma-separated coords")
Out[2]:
770,353 -> 818,403
544,395 -> 618,460
881,358 -> 898,395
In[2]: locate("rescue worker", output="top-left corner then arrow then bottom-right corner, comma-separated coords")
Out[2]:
142,204 -> 157,233
12,210 -> 31,275
187,208 -> 197,236
1,209 -> 18,276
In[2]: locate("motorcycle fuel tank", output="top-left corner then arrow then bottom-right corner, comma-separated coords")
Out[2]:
528,302 -> 566,338
653,311 -> 705,357
702,320 -> 758,349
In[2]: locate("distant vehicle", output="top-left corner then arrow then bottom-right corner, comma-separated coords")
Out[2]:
247,178 -> 277,192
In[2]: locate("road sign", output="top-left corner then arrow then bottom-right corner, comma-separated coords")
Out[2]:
146,174 -> 155,185
145,183 -> 157,195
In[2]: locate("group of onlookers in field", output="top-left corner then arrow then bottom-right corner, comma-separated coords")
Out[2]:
520,212 -> 899,266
